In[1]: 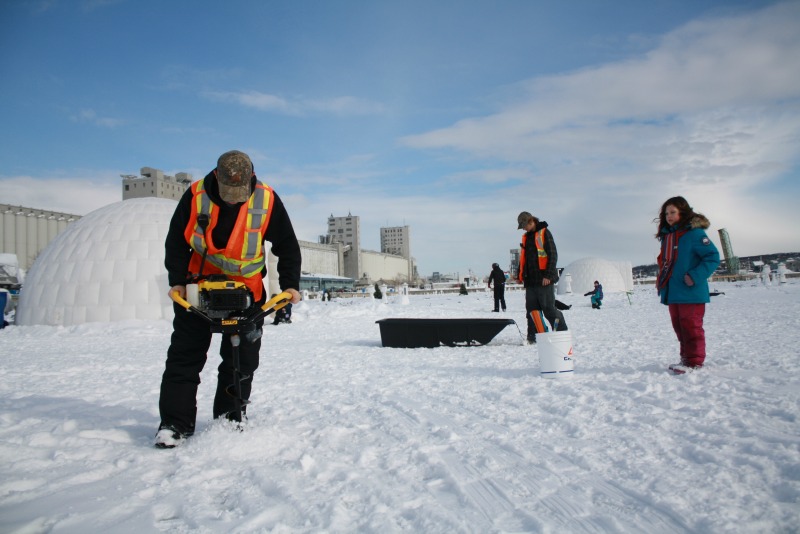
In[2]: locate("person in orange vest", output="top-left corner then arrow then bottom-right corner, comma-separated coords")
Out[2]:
156,150 -> 302,448
517,211 -> 568,343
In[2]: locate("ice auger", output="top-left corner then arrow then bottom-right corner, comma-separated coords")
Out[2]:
171,285 -> 291,423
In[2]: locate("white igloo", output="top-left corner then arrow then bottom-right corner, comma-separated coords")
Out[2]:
17,198 -> 177,326
558,257 -> 633,296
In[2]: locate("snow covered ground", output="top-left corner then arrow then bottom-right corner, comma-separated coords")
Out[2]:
1,281 -> 799,533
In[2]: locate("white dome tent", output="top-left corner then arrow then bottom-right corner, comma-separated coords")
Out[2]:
558,257 -> 633,297
17,198 -> 178,326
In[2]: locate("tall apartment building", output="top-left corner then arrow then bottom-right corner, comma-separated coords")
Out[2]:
327,213 -> 362,280
121,167 -> 193,201
380,225 -> 410,258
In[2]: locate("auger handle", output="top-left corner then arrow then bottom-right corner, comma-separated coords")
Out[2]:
249,291 -> 292,322
262,291 -> 292,313
170,289 -> 193,310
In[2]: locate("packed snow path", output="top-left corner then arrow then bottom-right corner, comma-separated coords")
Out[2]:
1,282 -> 799,532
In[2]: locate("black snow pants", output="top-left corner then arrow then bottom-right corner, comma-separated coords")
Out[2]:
158,301 -> 264,435
493,285 -> 506,311
525,284 -> 567,341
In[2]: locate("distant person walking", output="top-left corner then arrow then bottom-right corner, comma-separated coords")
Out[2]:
487,263 -> 507,312
655,196 -> 720,374
516,211 -> 567,343
584,281 -> 603,309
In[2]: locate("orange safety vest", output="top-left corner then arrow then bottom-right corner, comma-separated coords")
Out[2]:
183,177 -> 274,301
518,229 -> 548,282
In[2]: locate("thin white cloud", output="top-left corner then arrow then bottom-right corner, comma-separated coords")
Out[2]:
202,90 -> 385,116
443,167 -> 537,185
70,108 -> 124,128
204,90 -> 290,113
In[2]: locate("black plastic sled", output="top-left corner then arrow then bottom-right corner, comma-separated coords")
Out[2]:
376,318 -> 515,348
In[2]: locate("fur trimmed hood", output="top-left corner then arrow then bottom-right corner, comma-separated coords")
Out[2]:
689,213 -> 711,230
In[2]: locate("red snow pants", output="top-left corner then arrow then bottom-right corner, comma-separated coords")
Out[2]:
668,303 -> 707,368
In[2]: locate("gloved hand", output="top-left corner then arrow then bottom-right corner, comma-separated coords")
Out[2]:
684,274 -> 694,287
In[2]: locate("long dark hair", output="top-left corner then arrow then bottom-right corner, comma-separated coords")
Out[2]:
654,196 -> 699,239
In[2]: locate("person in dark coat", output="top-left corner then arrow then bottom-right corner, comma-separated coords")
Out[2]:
516,211 -> 567,343
487,263 -> 507,312
156,150 -> 302,448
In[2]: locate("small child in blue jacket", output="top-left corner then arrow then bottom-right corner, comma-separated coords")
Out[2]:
584,281 -> 603,309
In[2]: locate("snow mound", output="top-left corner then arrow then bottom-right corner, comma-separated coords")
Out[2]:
559,257 -> 633,295
16,198 -> 177,326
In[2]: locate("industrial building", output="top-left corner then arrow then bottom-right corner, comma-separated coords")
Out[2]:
1,204 -> 81,272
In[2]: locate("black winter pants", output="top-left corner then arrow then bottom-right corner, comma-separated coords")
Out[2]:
158,302 -> 264,435
525,284 -> 567,340
493,285 -> 506,311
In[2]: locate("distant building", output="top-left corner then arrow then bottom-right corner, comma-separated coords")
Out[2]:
326,213 -> 362,282
326,213 -> 361,251
121,167 -> 192,201
380,225 -> 410,258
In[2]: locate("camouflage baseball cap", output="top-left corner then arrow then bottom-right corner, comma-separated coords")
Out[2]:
216,150 -> 253,204
517,211 -> 533,229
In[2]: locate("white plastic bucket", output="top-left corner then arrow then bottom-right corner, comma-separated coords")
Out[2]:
538,331 -> 574,378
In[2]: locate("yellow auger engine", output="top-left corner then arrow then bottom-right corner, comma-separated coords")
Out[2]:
185,275 -> 253,319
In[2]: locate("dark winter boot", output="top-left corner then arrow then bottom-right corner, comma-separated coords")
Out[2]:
155,424 -> 188,449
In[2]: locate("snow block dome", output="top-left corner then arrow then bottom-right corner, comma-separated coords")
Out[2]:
17,198 -> 177,326
558,257 -> 633,296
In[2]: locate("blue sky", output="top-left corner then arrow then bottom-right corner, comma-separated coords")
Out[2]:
2,0 -> 798,278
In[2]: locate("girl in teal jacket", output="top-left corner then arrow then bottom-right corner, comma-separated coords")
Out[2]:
655,196 -> 720,373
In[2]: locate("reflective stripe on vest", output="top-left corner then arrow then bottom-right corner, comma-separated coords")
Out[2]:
534,229 -> 547,269
183,178 -> 273,289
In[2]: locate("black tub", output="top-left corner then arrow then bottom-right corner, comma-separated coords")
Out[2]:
376,318 -> 516,348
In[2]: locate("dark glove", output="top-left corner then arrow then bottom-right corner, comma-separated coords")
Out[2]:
684,274 -> 695,287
